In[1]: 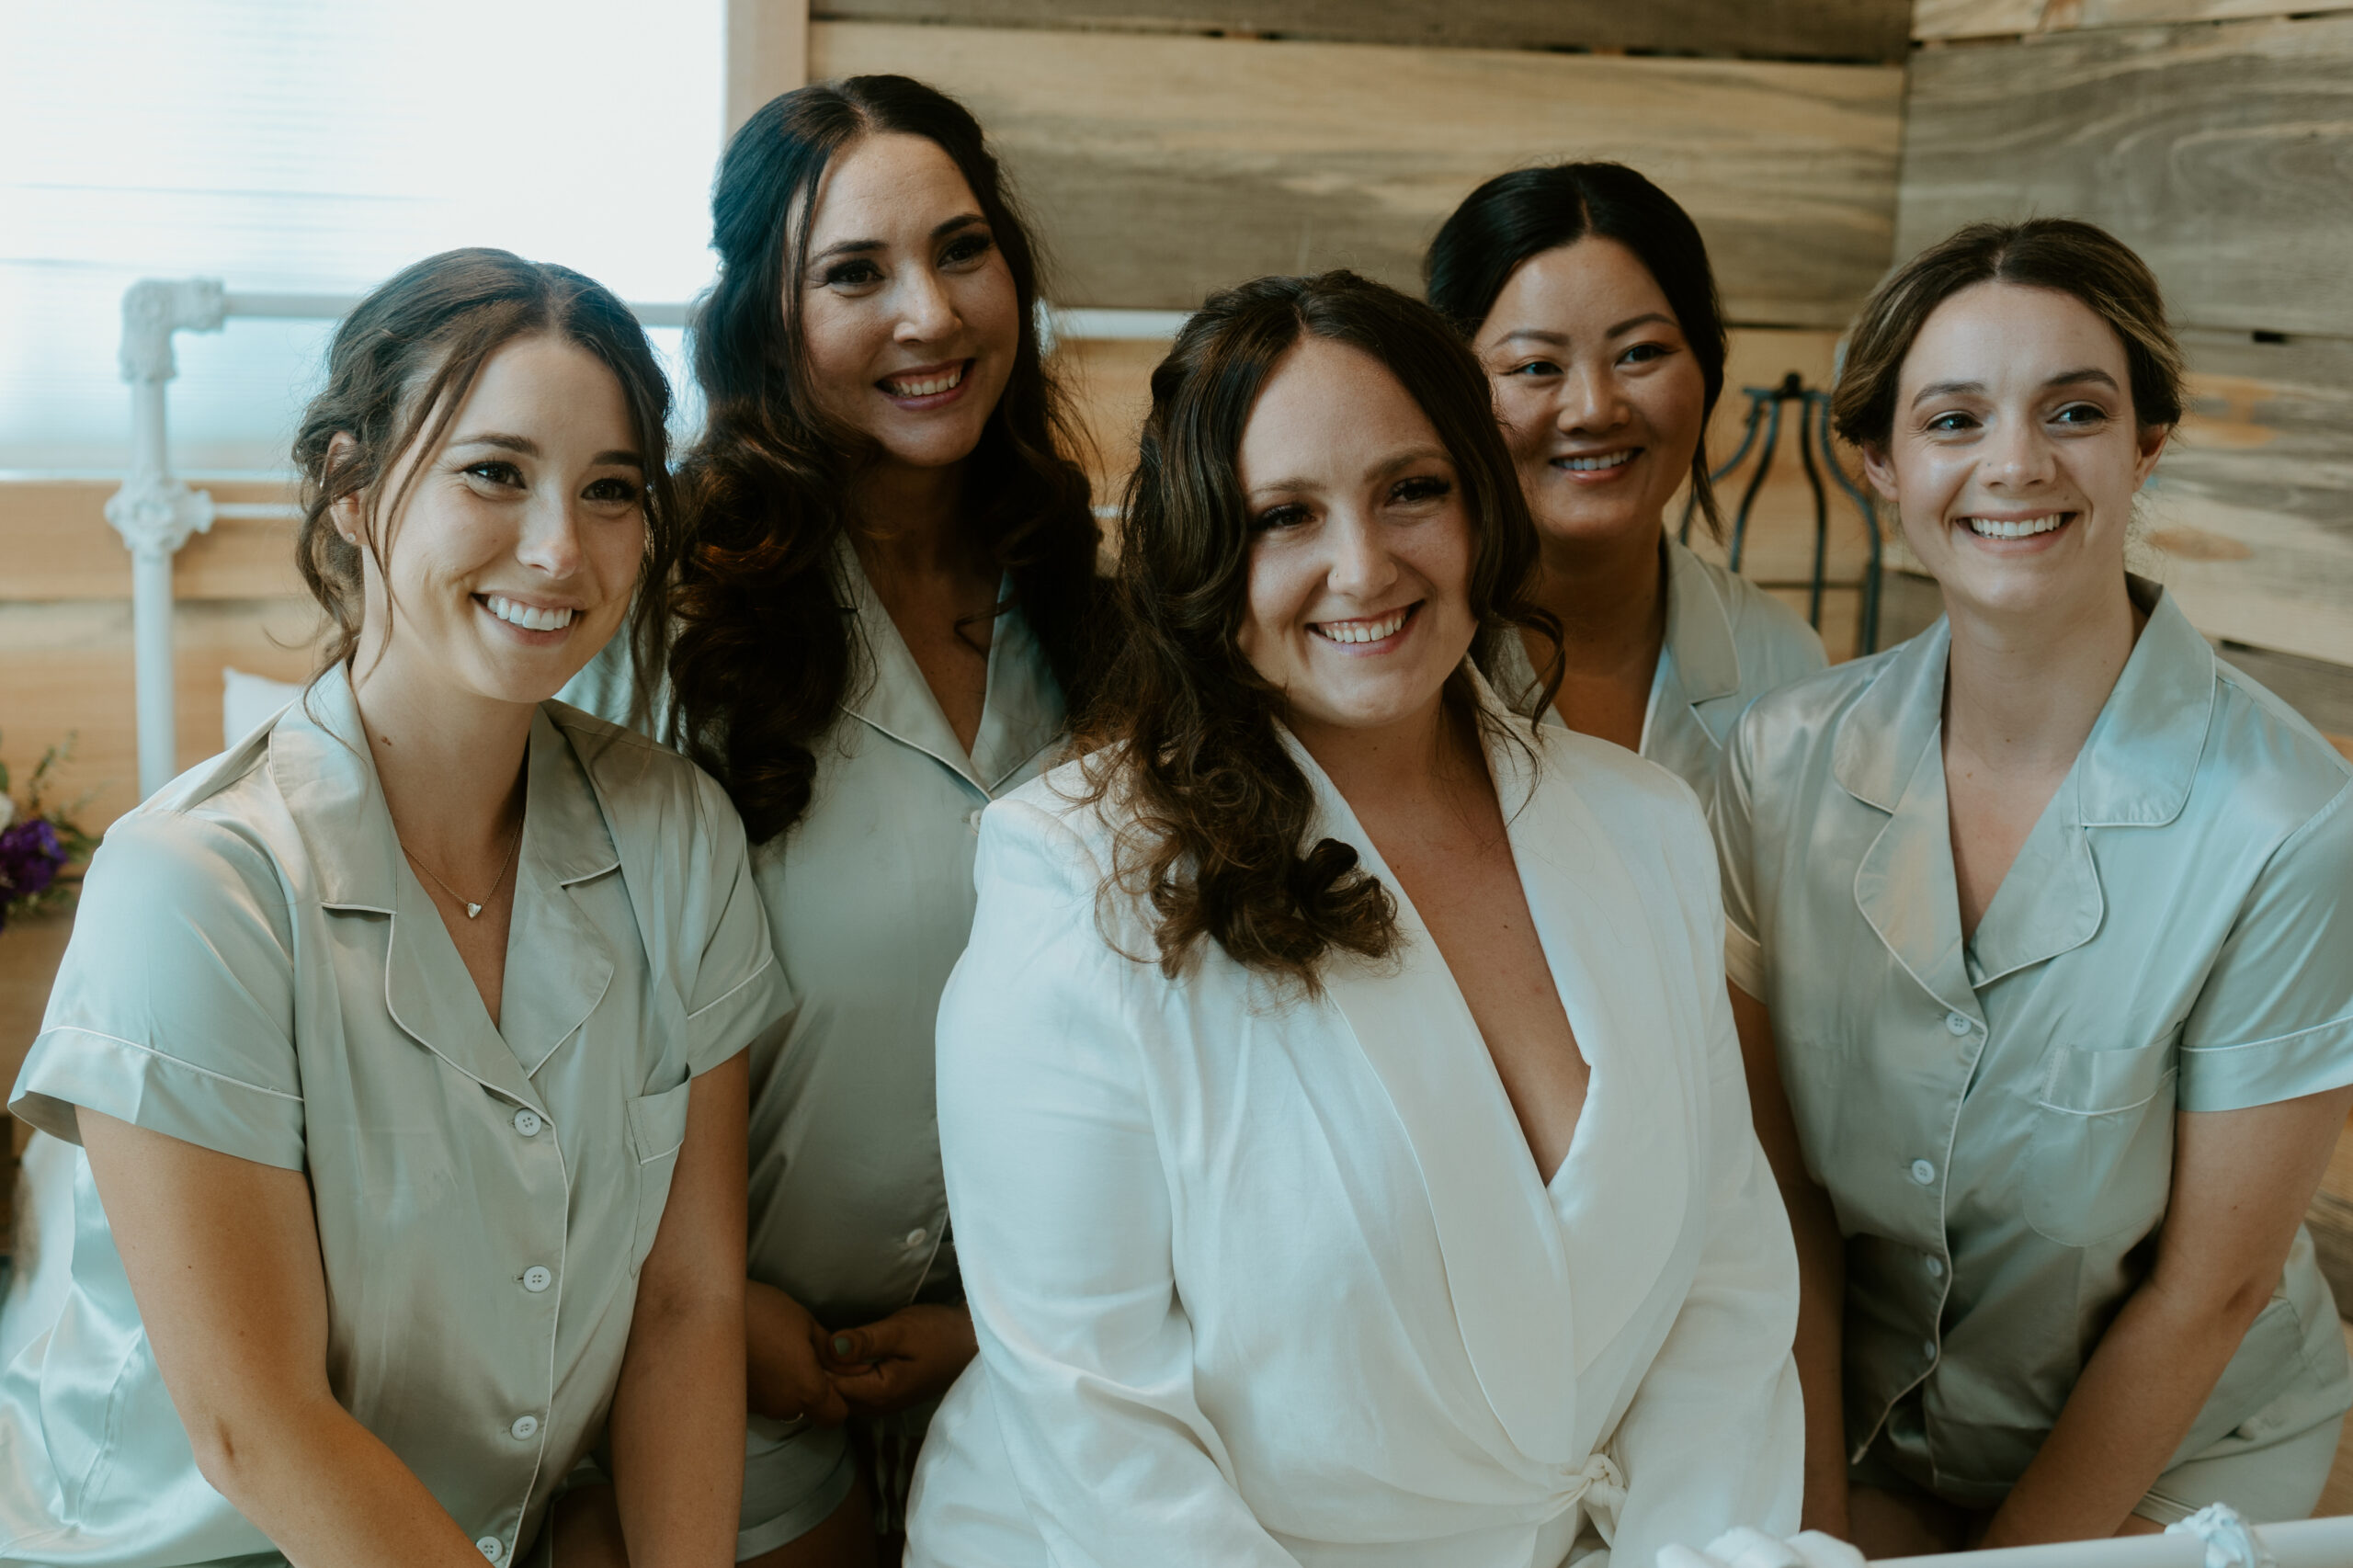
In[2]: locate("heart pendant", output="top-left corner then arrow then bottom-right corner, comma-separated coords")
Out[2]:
464,903 -> 483,919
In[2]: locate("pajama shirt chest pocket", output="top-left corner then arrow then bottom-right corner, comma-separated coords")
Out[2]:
2023,1035 -> 2178,1248
624,1078 -> 695,1275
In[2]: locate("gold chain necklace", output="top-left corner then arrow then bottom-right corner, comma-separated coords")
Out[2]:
401,816 -> 524,920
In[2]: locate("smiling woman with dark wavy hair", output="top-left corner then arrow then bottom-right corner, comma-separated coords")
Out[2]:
906,271 -> 1810,1568
563,74 -> 1105,1568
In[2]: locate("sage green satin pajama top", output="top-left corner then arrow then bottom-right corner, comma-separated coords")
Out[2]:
0,671 -> 784,1567
1488,536 -> 1827,793
1710,579 -> 2353,1519
563,545 -> 1066,1556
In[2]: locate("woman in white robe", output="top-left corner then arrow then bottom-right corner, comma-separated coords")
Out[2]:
907,272 -> 1804,1568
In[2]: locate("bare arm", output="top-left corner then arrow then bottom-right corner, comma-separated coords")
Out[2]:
609,1053 -> 752,1568
78,1110 -> 491,1568
1981,1085 -> 2353,1547
1731,984 -> 1850,1538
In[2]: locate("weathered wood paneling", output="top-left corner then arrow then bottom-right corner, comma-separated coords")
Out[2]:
1896,14 -> 2353,337
0,909 -> 69,1174
1915,0 -> 2353,41
817,0 -> 1915,62
2144,331 -> 2353,668
730,0 -> 812,131
816,22 -> 1903,327
0,597 -> 321,830
0,482 -> 302,602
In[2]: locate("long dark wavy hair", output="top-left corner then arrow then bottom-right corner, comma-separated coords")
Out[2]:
1424,162 -> 1732,537
665,75 -> 1101,843
292,247 -> 679,683
1078,271 -> 1560,991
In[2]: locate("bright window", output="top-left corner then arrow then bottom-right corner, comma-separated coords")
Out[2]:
0,0 -> 724,475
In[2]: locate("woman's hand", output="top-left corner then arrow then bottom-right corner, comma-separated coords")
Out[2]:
820,1303 -> 978,1416
1979,1084 -> 2353,1547
747,1280 -> 850,1426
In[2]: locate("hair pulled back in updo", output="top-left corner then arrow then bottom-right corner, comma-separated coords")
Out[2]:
1425,162 -> 1731,537
290,245 -> 679,681
1831,217 -> 2185,453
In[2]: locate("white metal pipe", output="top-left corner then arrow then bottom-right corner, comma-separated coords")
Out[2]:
129,545 -> 176,797
221,291 -> 689,328
1878,1513 -> 2353,1568
1051,306 -> 1189,342
107,281 -> 224,797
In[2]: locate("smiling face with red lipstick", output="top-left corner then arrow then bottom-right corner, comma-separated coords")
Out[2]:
1861,280 -> 2169,627
795,131 -> 1020,478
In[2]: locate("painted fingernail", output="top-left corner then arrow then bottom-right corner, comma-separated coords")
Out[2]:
833,1335 -> 853,1357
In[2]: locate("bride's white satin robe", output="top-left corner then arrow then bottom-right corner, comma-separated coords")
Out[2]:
906,700 -> 1803,1568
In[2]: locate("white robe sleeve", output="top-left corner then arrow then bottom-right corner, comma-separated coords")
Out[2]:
934,797 -> 1302,1568
1604,867 -> 1805,1565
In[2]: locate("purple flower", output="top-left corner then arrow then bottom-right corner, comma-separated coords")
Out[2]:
1,816 -> 66,902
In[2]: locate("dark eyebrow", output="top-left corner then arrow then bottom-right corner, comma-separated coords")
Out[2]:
1370,445 -> 1452,482
1911,380 -> 1984,407
1493,312 -> 1673,350
1606,312 -> 1676,337
1249,447 -> 1452,498
450,433 -> 539,456
449,433 -> 642,471
811,212 -> 990,267
1911,368 -> 2120,407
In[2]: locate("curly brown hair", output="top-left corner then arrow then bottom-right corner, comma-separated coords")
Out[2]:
290,247 -> 680,684
664,76 -> 1103,844
1077,271 -> 1560,991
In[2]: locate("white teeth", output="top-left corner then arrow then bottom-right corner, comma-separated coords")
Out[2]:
884,364 -> 964,398
484,594 -> 577,632
1963,514 -> 2070,540
1557,449 -> 1635,472
1313,609 -> 1409,645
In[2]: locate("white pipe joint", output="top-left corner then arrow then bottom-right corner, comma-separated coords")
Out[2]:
106,278 -> 227,799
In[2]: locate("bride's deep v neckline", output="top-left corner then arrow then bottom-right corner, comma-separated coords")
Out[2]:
1318,731 -> 1594,1189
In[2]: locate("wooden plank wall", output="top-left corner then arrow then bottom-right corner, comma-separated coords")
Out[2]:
812,21 -> 1905,328
817,1 -> 1916,61
0,483 -> 317,831
1897,3 -> 2353,671
823,1 -> 1910,669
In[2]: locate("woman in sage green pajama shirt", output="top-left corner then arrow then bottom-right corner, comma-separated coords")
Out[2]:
1711,219 -> 2353,1555
565,77 -> 1105,1566
0,252 -> 783,1566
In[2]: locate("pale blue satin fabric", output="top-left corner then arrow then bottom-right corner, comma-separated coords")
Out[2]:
562,542 -> 1067,1551
0,669 -> 784,1566
1487,536 -> 1826,794
1711,577 -> 2353,1511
